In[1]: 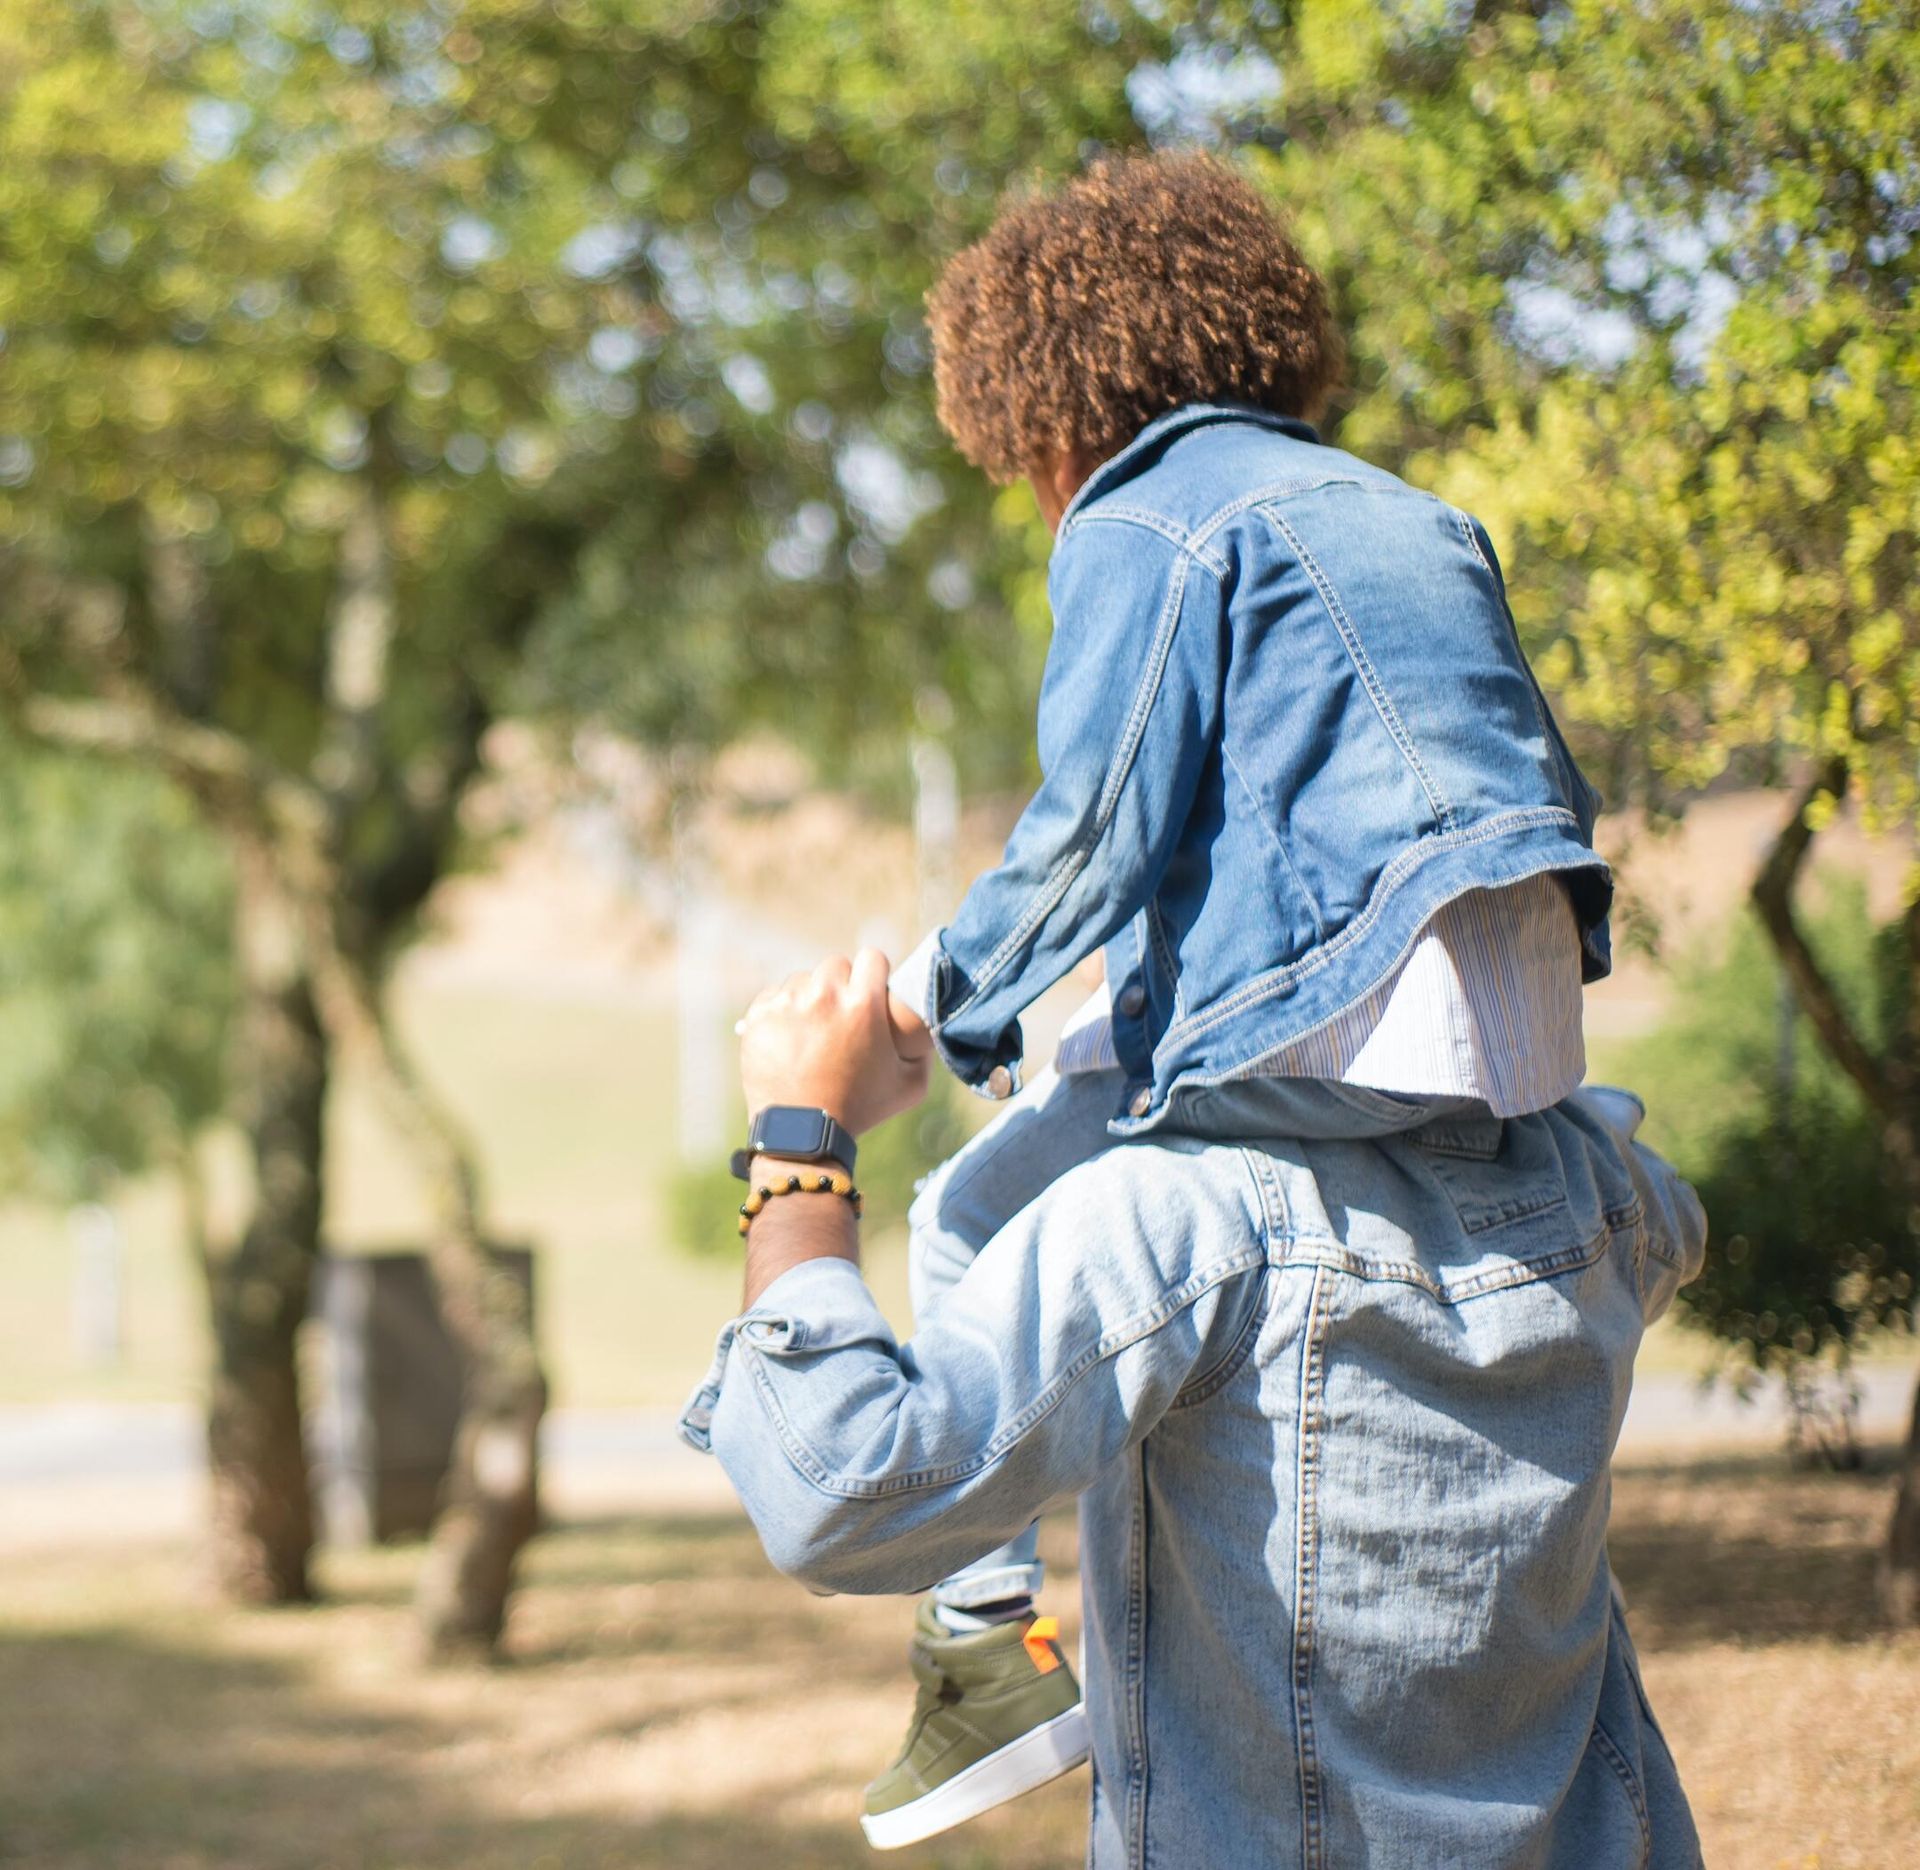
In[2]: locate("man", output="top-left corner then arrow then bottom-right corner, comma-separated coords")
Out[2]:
681,950 -> 1706,1867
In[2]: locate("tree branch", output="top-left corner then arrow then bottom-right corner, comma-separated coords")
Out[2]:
140,512 -> 219,721
1901,890 -> 1920,1093
313,470 -> 398,815
13,690 -> 327,841
1751,756 -> 1911,1128
19,691 -> 249,798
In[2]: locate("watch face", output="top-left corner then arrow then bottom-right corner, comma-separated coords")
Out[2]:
758,1106 -> 831,1156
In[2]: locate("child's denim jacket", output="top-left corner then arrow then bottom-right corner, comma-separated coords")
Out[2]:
894,403 -> 1613,1128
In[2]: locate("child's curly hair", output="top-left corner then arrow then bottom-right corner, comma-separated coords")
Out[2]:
927,151 -> 1343,483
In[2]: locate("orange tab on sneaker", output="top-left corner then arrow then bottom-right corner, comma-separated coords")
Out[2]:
1023,1615 -> 1063,1674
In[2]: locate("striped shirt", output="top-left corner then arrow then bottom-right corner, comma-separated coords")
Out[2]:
1054,873 -> 1586,1119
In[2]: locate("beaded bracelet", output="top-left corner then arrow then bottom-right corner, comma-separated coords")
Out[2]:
737,1169 -> 865,1237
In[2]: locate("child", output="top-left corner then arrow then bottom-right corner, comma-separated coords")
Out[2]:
831,152 -> 1612,1848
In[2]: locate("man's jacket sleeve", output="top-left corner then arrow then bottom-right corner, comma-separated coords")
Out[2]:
678,1137 -> 1268,1596
897,517 -> 1224,1092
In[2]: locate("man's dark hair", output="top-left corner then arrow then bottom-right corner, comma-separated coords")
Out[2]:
926,150 -> 1344,483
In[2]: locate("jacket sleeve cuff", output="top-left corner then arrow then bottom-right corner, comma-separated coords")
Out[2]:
890,928 -> 1024,1100
676,1257 -> 880,1455
889,930 -> 944,1029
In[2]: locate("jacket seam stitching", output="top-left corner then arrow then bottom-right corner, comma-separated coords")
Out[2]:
1266,507 -> 1455,833
1590,1715 -> 1654,1856
1454,507 -> 1575,785
1293,1263 -> 1331,1870
1220,741 -> 1328,942
738,1250 -> 1268,1498
1128,1437 -> 1151,1870
1185,475 -> 1373,554
1247,1147 -> 1290,1246
1067,505 -> 1229,580
1158,809 -> 1584,1047
939,546 -> 1194,1019
1182,472 -> 1413,552
1452,506 -> 1500,584
1078,473 -> 1429,572
1272,1218 -> 1619,1303
1144,899 -> 1180,1005
1169,1268 -> 1271,1408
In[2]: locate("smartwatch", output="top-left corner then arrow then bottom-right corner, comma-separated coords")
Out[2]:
729,1105 -> 858,1182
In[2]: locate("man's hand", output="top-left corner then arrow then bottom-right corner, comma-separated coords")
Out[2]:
739,949 -> 929,1135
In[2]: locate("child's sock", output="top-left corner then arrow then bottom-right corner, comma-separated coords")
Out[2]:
932,1594 -> 1035,1634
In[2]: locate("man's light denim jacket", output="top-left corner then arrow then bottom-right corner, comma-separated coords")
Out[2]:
681,1078 -> 1708,1868
896,403 -> 1613,1126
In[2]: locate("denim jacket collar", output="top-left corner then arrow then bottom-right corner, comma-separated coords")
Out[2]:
1058,401 -> 1322,533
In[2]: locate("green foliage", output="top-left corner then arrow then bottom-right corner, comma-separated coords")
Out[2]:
1620,884 -> 1917,1375
0,740 -> 231,1200
1354,2 -> 1920,826
735,0 -> 1920,818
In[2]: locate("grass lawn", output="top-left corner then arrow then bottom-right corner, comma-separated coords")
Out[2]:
3,1450 -> 1918,1868
0,977 -> 921,1413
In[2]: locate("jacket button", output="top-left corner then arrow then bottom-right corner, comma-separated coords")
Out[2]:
1129,1085 -> 1152,1118
986,1065 -> 1015,1099
1118,985 -> 1146,1017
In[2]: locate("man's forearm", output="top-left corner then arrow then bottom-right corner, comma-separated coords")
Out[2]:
741,1154 -> 861,1308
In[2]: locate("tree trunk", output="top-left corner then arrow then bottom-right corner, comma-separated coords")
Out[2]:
200,844 -> 325,1603
1747,769 -> 1920,1625
1878,1369 -> 1920,1626
411,1251 -> 546,1658
303,928 -> 545,1657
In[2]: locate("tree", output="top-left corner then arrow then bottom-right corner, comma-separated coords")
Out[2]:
0,0 -> 594,1638
1612,884 -> 1917,1458
1379,2 -> 1920,1613
0,0 -> 847,1648
0,0 -> 1132,1649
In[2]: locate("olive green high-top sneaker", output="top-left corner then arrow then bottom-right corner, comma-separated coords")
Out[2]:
860,1600 -> 1088,1850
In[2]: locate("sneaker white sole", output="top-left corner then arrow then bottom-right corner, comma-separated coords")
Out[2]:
860,1704 -> 1090,1851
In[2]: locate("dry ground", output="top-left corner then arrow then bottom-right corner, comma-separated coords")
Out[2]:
2,1450 -> 1917,1869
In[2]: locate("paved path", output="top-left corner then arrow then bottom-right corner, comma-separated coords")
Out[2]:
0,1403 -> 736,1553
2,1368 -> 1912,1554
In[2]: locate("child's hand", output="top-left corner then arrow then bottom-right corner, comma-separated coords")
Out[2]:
737,950 -> 928,1134
886,991 -> 934,1064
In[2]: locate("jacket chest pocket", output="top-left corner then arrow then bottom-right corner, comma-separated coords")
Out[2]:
1410,1112 -> 1571,1241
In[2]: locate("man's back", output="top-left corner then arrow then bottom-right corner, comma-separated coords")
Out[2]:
1079,1082 -> 1702,1867
687,1077 -> 1705,1867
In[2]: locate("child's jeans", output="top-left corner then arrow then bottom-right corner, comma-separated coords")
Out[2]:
909,1061 -> 1477,1614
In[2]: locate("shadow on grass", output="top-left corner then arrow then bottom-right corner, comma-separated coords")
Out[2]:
524,1511 -> 776,1588
0,1614 -> 1048,1870
1608,1443 -> 1898,1651
307,1513 -> 764,1615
